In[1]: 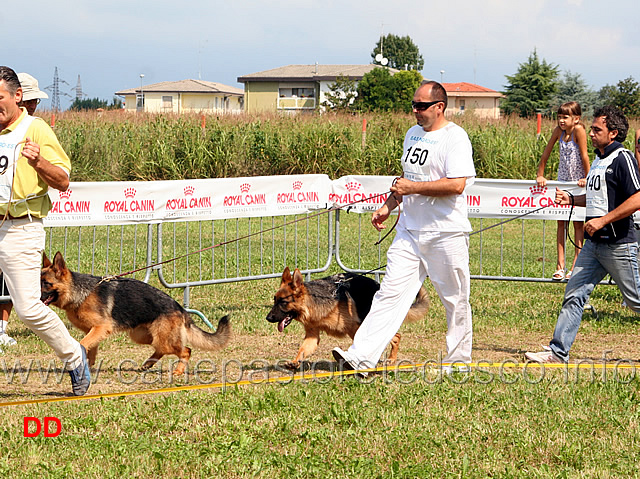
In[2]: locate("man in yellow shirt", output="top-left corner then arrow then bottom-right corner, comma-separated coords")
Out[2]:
0,72 -> 49,347
0,66 -> 90,396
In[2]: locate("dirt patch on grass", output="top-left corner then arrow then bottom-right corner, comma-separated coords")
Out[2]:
2,313 -> 639,404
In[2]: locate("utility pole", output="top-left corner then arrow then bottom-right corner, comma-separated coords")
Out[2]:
45,67 -> 71,111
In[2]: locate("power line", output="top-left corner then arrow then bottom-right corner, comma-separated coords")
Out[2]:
45,67 -> 72,111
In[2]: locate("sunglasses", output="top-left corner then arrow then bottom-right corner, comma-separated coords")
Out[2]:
411,100 -> 442,111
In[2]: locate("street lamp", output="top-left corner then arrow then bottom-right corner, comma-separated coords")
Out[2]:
440,70 -> 445,83
139,74 -> 145,112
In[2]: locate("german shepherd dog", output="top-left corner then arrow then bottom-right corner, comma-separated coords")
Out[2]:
267,267 -> 429,368
40,252 -> 231,375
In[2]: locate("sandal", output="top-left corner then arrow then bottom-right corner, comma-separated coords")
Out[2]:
565,270 -> 572,280
552,269 -> 565,281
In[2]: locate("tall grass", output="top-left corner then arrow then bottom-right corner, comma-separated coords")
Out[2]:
41,110 -> 640,182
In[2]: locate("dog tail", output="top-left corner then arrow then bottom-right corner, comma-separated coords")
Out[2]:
186,315 -> 231,351
405,286 -> 429,323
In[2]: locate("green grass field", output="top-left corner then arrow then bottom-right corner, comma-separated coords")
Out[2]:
1,211 -> 640,478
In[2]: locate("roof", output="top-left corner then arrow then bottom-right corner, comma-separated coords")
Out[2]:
115,79 -> 244,97
237,64 -> 397,83
442,82 -> 503,97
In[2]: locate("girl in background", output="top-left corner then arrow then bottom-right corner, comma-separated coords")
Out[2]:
536,101 -> 590,281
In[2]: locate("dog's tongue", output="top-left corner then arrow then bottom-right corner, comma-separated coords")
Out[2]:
277,317 -> 292,333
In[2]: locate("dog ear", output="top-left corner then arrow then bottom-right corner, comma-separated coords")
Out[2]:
52,252 -> 67,275
292,268 -> 304,290
42,252 -> 52,268
281,266 -> 291,283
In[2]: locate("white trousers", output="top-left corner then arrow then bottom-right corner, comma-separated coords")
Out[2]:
0,217 -> 83,370
347,227 -> 473,368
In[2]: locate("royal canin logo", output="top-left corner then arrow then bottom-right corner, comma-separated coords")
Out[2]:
529,185 -> 547,196
275,179 -> 319,204
166,185 -> 212,211
328,180 -> 386,206
223,182 -> 266,207
50,189 -> 90,215
103,187 -> 154,213
345,181 -> 362,192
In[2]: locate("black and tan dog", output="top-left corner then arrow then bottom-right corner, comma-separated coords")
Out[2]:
40,252 -> 231,375
267,267 -> 429,368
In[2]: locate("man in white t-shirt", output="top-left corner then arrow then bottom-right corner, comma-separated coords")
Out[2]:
333,81 -> 476,374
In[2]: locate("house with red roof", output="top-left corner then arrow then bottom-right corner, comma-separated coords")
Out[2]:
442,82 -> 503,119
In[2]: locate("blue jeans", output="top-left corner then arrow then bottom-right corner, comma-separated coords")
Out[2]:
550,240 -> 640,361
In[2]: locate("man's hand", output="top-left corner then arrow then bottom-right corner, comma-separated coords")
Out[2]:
585,217 -> 606,236
21,138 -> 41,167
390,177 -> 415,196
372,204 -> 391,231
554,188 -> 570,206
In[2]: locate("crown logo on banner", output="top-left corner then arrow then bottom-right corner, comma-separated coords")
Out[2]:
240,183 -> 251,193
529,185 -> 547,196
292,181 -> 303,191
184,186 -> 195,196
124,187 -> 136,199
59,190 -> 72,199
345,181 -> 362,192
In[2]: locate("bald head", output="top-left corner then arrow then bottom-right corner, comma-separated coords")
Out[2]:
417,81 -> 448,110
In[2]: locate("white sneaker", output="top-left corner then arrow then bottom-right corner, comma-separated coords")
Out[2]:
0,333 -> 16,346
441,364 -> 471,375
525,350 -> 563,363
332,348 -> 369,378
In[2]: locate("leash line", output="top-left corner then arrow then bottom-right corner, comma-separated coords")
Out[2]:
107,190 -> 393,280
1,360 -> 636,408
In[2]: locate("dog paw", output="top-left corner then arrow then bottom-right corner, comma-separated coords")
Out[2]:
284,361 -> 300,370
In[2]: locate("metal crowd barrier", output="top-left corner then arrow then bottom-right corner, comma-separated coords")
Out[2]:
0,211 -> 606,323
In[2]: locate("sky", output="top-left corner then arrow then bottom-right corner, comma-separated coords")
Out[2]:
2,0 -> 638,111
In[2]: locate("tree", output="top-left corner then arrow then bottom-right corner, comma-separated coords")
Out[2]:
355,67 -> 397,112
391,70 -> 424,113
70,97 -> 123,111
501,49 -> 559,118
355,68 -> 423,112
371,34 -> 424,71
597,76 -> 640,116
321,75 -> 358,112
552,70 -> 597,117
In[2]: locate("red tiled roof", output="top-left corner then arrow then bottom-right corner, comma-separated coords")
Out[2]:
442,82 -> 498,93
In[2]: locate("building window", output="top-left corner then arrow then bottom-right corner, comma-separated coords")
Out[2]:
136,94 -> 144,110
162,96 -> 173,109
460,100 -> 465,111
279,87 -> 315,98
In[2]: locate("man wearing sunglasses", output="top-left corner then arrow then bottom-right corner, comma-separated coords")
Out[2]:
334,81 -> 476,375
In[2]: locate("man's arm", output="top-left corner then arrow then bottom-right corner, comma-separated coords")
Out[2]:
21,138 -> 69,192
555,188 -> 586,207
584,191 -> 640,237
391,176 -> 467,197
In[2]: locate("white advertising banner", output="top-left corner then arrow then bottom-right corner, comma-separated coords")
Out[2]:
330,176 -> 586,220
42,175 -> 588,227
43,174 -> 332,227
